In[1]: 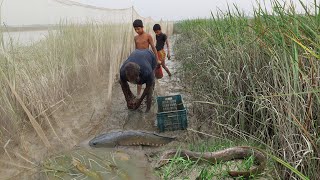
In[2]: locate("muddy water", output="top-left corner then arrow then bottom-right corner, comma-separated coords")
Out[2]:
0,35 -> 189,180
41,147 -> 154,180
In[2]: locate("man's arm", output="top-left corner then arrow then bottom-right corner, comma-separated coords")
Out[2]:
165,38 -> 171,60
134,81 -> 154,112
134,36 -> 137,49
148,34 -> 161,64
119,79 -> 135,108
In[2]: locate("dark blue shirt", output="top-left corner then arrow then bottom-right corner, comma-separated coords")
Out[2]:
120,49 -> 156,85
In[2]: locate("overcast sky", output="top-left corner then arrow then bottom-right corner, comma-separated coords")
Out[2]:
1,0 -> 316,25
76,0 -> 316,20
76,0 -> 255,20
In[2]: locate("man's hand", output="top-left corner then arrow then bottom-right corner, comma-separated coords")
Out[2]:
149,34 -> 161,65
127,99 -> 136,109
167,53 -> 171,60
120,80 -> 136,108
127,97 -> 142,110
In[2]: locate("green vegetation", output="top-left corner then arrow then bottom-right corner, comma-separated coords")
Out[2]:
173,0 -> 319,179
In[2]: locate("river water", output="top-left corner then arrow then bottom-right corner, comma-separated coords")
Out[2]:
2,30 -> 48,46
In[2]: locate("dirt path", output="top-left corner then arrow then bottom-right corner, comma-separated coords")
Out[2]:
0,35 -> 191,180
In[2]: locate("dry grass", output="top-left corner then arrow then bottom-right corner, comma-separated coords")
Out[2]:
0,21 -> 173,156
0,23 -> 128,147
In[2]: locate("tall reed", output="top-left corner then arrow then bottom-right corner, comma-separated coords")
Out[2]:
174,0 -> 320,178
0,19 -> 173,149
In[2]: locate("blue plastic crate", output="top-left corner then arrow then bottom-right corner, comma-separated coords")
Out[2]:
156,95 -> 188,132
156,94 -> 185,112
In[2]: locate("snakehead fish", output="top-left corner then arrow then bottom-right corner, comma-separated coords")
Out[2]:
89,130 -> 175,147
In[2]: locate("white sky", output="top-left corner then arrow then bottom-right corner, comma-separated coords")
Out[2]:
71,0 -> 316,20
1,0 -> 316,25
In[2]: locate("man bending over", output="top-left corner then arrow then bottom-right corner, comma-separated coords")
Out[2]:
119,49 -> 156,112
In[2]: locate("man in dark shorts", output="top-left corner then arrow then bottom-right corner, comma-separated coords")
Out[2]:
119,49 -> 157,112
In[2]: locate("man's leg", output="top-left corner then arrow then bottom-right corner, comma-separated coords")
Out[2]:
145,82 -> 155,112
159,49 -> 171,76
161,59 -> 171,76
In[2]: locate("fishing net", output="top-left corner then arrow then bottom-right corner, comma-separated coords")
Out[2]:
0,1 -> 173,179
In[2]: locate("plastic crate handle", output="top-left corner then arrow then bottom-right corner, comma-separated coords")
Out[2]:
167,115 -> 178,118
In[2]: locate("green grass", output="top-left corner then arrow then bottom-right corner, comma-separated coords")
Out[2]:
173,0 -> 319,179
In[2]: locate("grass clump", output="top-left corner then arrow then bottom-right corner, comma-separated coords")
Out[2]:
174,0 -> 319,179
157,139 -> 270,179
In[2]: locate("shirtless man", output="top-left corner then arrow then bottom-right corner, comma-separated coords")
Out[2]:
132,19 -> 160,97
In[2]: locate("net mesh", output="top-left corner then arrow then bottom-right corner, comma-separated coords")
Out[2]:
2,0 -> 173,103
49,0 -> 141,24
0,0 -> 174,164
